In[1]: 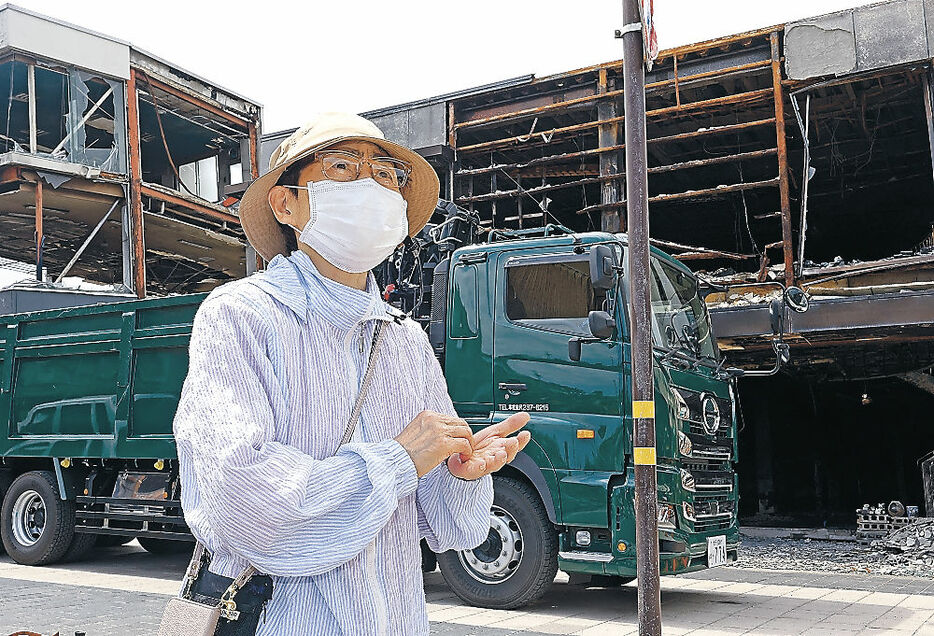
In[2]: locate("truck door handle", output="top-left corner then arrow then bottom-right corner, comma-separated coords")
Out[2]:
498,382 -> 528,392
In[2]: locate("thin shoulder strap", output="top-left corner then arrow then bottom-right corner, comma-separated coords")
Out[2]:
341,320 -> 388,446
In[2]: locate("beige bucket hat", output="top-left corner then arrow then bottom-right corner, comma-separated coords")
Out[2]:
239,112 -> 440,262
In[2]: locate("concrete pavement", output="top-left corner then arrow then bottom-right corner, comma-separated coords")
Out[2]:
2,542 -> 934,634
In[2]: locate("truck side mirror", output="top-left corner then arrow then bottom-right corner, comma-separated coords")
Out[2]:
785,286 -> 809,313
589,244 -> 617,292
588,310 -> 616,339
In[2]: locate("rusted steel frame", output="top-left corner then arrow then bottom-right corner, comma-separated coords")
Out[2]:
463,25 -> 775,99
801,254 -> 934,289
673,57 -> 680,107
127,69 -> 147,298
457,88 -> 774,154
0,165 -> 21,184
457,173 -> 619,203
576,200 -> 626,216
34,179 -> 43,280
249,122 -> 260,179
655,26 -> 777,61
770,32 -> 794,287
598,68 -> 621,233
136,71 -> 251,130
458,151 -> 779,203
455,60 -> 772,132
650,177 -> 779,203
648,148 -> 777,174
648,117 -> 775,146
140,184 -> 241,224
457,143 -> 627,176
456,118 -> 775,178
675,251 -> 756,261
649,237 -> 754,260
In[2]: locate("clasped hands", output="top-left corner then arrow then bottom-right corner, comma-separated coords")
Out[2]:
395,411 -> 531,479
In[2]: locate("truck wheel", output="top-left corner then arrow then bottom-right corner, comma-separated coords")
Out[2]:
1,471 -> 77,565
138,537 -> 194,555
61,531 -> 97,562
437,476 -> 558,609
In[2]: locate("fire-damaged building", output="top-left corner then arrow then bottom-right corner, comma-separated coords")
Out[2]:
0,4 -> 261,303
265,0 -> 934,525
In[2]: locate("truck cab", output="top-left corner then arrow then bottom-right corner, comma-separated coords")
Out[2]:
431,229 -> 739,608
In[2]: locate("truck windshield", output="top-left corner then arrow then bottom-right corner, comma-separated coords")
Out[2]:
649,257 -> 717,361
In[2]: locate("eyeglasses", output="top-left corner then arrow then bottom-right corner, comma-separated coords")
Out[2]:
284,150 -> 413,190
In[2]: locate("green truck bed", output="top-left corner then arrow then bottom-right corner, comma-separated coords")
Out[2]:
0,293 -> 206,461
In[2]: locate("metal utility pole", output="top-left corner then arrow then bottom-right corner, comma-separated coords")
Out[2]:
620,0 -> 661,633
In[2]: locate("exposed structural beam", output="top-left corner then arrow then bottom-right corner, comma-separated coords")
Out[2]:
597,68 -> 622,232
454,59 -> 773,132
460,173 -> 779,205
34,179 -> 43,281
649,238 -> 755,261
27,63 -> 36,154
140,184 -> 240,224
457,88 -> 775,154
770,31 -> 794,288
127,69 -> 147,299
139,72 -> 252,130
55,199 -> 122,283
455,118 -> 777,178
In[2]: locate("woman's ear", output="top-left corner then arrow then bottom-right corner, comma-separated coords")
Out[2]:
268,185 -> 294,225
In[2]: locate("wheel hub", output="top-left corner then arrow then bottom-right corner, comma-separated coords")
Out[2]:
457,505 -> 523,584
11,490 -> 46,547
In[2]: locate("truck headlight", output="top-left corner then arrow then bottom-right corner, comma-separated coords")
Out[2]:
657,503 -> 676,529
680,468 -> 696,492
671,388 -> 691,420
682,502 -> 696,522
678,430 -> 693,457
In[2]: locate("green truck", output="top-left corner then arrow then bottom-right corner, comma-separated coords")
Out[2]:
0,226 -> 803,609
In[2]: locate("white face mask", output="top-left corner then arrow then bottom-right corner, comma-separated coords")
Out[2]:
288,178 -> 409,273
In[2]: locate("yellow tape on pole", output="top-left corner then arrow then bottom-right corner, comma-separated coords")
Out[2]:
632,400 -> 655,419
634,446 -> 656,465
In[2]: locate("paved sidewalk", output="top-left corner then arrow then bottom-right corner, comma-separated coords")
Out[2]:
2,542 -> 934,634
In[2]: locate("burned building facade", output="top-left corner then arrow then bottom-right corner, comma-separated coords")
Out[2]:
279,0 -> 931,525
0,5 -> 261,298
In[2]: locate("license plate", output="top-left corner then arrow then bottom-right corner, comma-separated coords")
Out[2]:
707,535 -> 727,568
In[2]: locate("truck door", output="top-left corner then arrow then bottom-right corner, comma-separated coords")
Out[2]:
492,246 -> 625,517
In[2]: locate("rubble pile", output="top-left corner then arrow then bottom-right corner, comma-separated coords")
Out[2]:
869,518 -> 934,577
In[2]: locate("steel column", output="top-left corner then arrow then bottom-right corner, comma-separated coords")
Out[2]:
621,0 -> 661,633
127,69 -> 146,298
34,180 -> 43,281
598,68 -> 622,232
770,31 -> 794,287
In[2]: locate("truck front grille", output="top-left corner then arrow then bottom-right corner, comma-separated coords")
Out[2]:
692,494 -> 735,532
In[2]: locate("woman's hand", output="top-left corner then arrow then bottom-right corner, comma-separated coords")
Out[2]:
446,412 -> 531,480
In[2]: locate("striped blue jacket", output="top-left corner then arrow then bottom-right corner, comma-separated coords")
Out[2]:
173,250 -> 493,635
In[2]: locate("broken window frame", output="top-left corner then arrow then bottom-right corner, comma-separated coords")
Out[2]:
0,54 -> 127,173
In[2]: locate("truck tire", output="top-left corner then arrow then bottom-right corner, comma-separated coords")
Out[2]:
138,537 -> 194,555
61,531 -> 97,562
1,471 -> 77,565
437,476 -> 558,609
